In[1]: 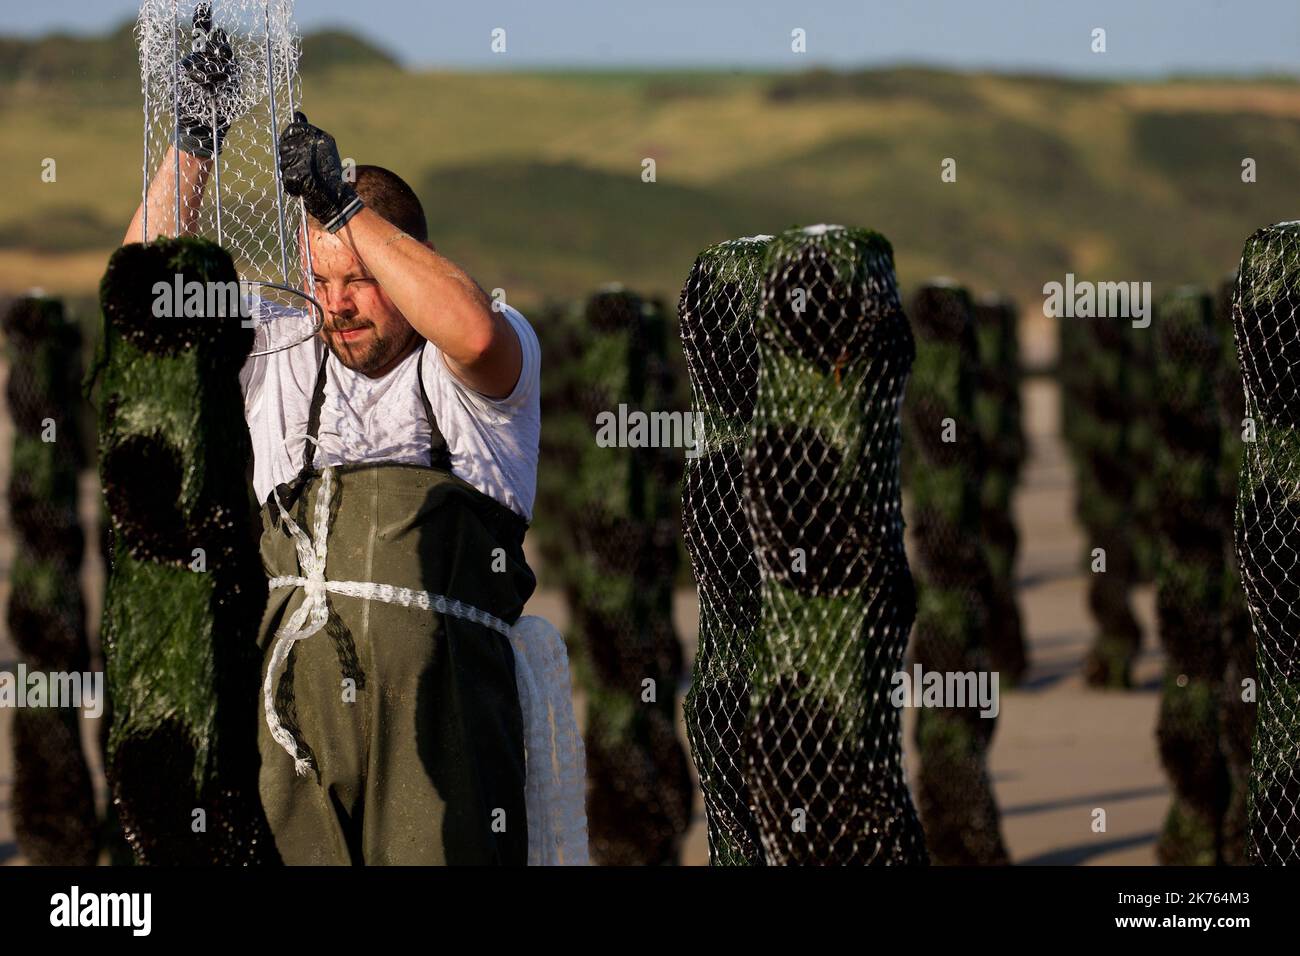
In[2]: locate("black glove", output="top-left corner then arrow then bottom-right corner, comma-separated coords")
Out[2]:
176,2 -> 238,158
277,111 -> 365,232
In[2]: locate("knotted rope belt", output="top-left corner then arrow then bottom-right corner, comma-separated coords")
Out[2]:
263,465 -> 589,865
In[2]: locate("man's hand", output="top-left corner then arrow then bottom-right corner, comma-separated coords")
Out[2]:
277,112 -> 365,233
176,2 -> 238,158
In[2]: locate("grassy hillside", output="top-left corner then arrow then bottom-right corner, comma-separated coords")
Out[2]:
3,24 -> 1299,320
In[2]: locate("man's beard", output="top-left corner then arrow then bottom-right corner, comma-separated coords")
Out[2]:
325,321 -> 416,375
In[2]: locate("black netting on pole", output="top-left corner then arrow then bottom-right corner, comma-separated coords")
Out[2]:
680,236 -> 770,866
3,296 -> 98,865
98,237 -> 276,864
743,225 -> 927,865
905,282 -> 1008,865
1151,287 -> 1230,865
973,296 -> 1028,685
1233,222 -> 1300,864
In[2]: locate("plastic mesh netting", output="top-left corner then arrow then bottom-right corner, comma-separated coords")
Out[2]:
905,282 -> 1008,865
742,225 -> 927,865
972,296 -> 1027,685
679,236 -> 770,866
137,0 -> 316,350
98,237 -> 277,863
536,288 -> 692,866
1233,221 -> 1300,864
1151,287 -> 1230,865
3,297 -> 98,866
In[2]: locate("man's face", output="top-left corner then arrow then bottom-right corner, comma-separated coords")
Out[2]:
304,227 -> 419,376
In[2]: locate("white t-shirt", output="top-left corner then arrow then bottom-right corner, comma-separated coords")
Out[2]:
239,303 -> 541,520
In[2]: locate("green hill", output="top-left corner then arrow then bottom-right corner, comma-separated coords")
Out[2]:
3,25 -> 1298,314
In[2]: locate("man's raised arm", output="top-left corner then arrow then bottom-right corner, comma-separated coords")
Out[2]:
123,2 -> 235,246
277,112 -> 523,400
123,146 -> 214,246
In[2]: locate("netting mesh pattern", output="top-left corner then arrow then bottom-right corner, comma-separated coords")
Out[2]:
742,225 -> 927,865
3,297 -> 98,865
536,289 -> 692,866
98,238 -> 277,864
973,297 -> 1027,685
1233,221 -> 1300,864
1151,288 -> 1230,865
679,236 -> 770,866
904,282 -> 1008,865
137,0 -> 314,338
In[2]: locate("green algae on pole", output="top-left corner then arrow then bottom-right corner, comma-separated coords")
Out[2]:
905,281 -> 1008,866
744,225 -> 927,864
972,296 -> 1028,685
97,237 -> 276,863
1151,287 -> 1230,865
680,236 -> 770,865
1075,310 -> 1145,688
537,288 -> 692,865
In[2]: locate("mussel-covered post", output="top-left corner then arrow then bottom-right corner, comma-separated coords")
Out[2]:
743,225 -> 927,864
680,236 -> 770,866
1233,223 -> 1300,864
3,296 -> 98,865
98,237 -> 276,863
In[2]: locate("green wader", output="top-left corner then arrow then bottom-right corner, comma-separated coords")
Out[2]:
255,345 -> 535,865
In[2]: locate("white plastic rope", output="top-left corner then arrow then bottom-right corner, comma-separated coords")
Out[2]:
263,464 -> 589,865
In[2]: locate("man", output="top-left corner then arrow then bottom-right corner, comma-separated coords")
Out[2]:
121,11 -> 545,865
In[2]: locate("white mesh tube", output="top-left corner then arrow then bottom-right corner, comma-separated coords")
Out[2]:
138,0 -> 318,351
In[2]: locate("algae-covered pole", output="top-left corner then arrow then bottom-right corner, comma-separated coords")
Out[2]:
540,288 -> 692,865
972,295 -> 1028,685
3,296 -> 98,865
98,237 -> 277,863
1233,222 -> 1300,864
744,225 -> 927,864
680,236 -> 770,866
1151,287 -> 1229,865
905,281 -> 1008,865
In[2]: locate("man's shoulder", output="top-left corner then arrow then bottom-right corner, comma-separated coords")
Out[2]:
421,303 -> 540,410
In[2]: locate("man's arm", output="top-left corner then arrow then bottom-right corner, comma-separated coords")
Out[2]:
334,209 -> 522,399
123,3 -> 233,246
123,145 -> 212,245
277,111 -> 522,399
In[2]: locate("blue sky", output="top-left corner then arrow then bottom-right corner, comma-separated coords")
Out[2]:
3,0 -> 1298,76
